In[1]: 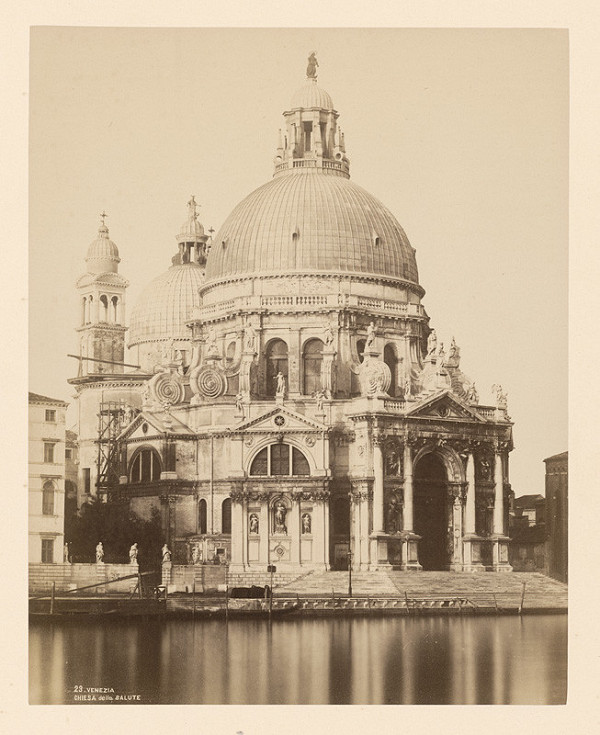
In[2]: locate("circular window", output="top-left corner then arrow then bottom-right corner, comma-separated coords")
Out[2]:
274,415 -> 285,427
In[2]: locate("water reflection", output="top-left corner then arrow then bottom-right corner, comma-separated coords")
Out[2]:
29,615 -> 567,705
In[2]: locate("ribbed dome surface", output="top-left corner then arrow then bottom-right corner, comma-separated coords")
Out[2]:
177,218 -> 205,241
205,171 -> 419,283
85,224 -> 120,273
128,263 -> 204,346
291,78 -> 334,110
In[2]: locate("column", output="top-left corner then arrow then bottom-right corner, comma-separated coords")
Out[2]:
322,494 -> 330,570
229,496 -> 243,569
465,452 -> 476,534
241,497 -> 248,568
259,500 -> 269,566
292,495 -> 301,566
493,451 -> 504,534
372,439 -> 385,533
402,442 -> 414,531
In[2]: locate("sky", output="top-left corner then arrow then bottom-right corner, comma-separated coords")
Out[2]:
29,27 -> 568,497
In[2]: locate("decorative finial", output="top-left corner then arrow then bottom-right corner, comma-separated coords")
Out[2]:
100,210 -> 108,226
306,52 -> 318,79
187,195 -> 198,221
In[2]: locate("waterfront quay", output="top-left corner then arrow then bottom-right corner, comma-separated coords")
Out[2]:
29,568 -> 567,620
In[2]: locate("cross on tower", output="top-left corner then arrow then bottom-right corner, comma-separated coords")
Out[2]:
100,210 -> 108,226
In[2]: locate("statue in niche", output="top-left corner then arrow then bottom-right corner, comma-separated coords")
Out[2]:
162,544 -> 172,563
129,543 -> 138,565
479,458 -> 491,480
306,52 -> 319,78
95,541 -> 104,564
365,321 -> 376,349
275,372 -> 286,397
427,329 -> 437,356
302,513 -> 312,535
191,546 -> 200,565
385,448 -> 401,476
245,324 -> 256,352
249,514 -> 259,534
386,496 -> 402,534
274,501 -> 288,534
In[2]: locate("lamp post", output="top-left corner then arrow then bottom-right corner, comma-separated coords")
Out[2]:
347,550 -> 353,598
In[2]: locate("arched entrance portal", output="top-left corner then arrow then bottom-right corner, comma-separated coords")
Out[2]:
413,453 -> 450,571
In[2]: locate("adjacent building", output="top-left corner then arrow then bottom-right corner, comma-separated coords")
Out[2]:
28,392 -> 69,563
545,451 -> 568,582
69,61 -> 515,575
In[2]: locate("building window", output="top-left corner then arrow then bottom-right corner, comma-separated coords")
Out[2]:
198,498 -> 207,535
383,343 -> 398,396
42,480 -> 55,515
303,121 -> 312,151
65,448 -> 72,460
41,538 -> 54,564
249,444 -> 310,477
303,338 -> 324,395
129,448 -> 162,484
45,409 -> 56,422
83,467 -> 91,494
222,498 -> 232,534
265,339 -> 288,397
44,443 -> 55,463
100,294 -> 109,321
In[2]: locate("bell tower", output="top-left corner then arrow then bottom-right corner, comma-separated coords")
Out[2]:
75,213 -> 129,376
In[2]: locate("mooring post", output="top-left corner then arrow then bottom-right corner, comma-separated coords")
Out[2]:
519,580 -> 526,615
225,582 -> 229,623
192,578 -> 196,619
404,590 -> 410,614
50,581 -> 56,616
138,571 -> 143,599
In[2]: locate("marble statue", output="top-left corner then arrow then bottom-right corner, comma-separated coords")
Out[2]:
249,514 -> 259,534
274,501 -> 288,534
467,383 -> 479,403
323,322 -> 334,347
129,543 -> 138,564
315,388 -> 326,413
191,546 -> 200,565
302,513 -> 311,535
187,195 -> 198,219
386,496 -> 401,534
493,384 -> 508,410
162,544 -> 172,563
95,542 -> 104,564
306,52 -> 318,78
275,371 -> 286,397
245,324 -> 256,351
427,329 -> 437,356
63,543 -> 69,563
235,393 -> 244,413
404,376 -> 411,400
365,321 -> 376,349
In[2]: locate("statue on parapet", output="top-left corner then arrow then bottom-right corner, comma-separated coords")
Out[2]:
129,543 -> 138,565
95,541 -> 104,564
162,544 -> 172,564
427,329 -> 437,357
307,52 -> 319,78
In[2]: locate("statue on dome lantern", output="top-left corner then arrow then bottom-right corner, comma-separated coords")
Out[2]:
187,195 -> 198,220
306,52 -> 318,79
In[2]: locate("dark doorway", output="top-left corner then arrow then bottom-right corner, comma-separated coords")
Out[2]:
330,495 -> 350,570
413,453 -> 450,570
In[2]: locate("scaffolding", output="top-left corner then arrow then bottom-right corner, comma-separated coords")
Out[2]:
96,400 -> 131,499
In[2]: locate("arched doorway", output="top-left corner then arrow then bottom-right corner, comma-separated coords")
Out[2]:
413,453 -> 450,570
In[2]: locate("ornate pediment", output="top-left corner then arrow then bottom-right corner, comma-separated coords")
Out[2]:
406,391 -> 487,423
117,410 -> 194,441
231,406 -> 328,434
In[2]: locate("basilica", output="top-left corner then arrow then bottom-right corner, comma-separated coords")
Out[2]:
69,59 -> 514,573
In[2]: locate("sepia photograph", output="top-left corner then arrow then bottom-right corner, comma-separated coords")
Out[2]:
25,26 -> 569,709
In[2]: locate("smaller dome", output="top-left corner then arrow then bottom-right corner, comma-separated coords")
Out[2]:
290,78 -> 334,110
85,223 -> 120,274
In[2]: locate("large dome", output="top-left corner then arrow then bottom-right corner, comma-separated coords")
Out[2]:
128,262 -> 204,346
205,171 -> 419,284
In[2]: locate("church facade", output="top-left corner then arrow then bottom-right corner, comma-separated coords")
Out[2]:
70,61 -> 513,573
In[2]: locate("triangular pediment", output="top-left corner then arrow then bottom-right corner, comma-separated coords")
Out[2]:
232,405 -> 328,433
406,390 -> 487,422
118,410 -> 194,441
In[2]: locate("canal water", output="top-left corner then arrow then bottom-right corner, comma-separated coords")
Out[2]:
29,614 -> 567,705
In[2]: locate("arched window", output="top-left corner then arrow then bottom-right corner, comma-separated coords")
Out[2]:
226,341 -> 236,364
303,338 -> 324,395
111,296 -> 118,323
356,338 -> 366,363
81,297 -> 87,325
384,343 -> 398,396
249,444 -> 310,476
129,448 -> 162,484
266,339 -> 288,397
42,480 -> 55,515
198,498 -> 207,535
222,498 -> 232,534
87,296 -> 93,324
100,294 -> 109,321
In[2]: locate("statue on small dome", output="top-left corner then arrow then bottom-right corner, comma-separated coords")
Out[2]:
307,52 -> 319,79
187,195 -> 198,221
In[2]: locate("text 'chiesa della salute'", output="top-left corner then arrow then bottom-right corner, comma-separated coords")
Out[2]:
70,56 -> 514,576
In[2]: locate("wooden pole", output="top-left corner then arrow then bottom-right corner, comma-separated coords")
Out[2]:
50,581 -> 55,616
225,582 -> 229,623
192,578 -> 196,619
404,590 -> 410,614
138,571 -> 143,599
519,581 -> 526,615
